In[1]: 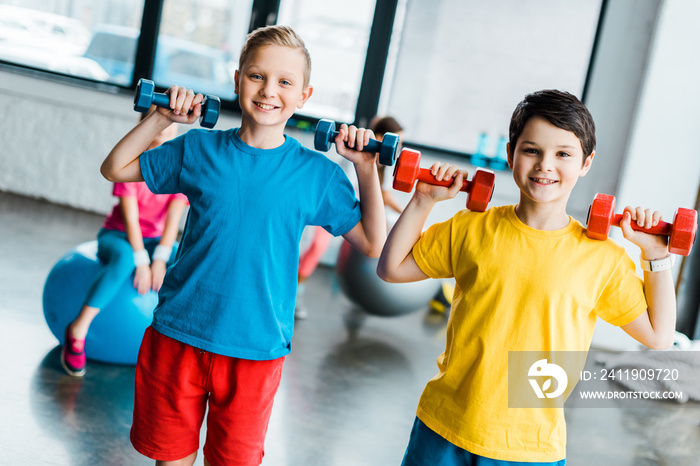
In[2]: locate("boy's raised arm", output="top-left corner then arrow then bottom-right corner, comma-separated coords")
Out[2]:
101,86 -> 203,183
334,124 -> 386,258
619,207 -> 678,350
378,163 -> 464,283
377,193 -> 433,283
101,112 -> 170,182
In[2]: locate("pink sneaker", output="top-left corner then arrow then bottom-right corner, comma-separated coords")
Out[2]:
61,327 -> 86,377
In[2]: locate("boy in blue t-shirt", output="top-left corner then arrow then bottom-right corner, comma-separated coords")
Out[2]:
101,25 -> 386,466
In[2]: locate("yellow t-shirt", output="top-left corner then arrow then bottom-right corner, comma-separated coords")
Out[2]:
412,205 -> 647,462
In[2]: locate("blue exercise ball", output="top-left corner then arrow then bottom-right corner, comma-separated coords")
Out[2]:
42,241 -> 158,365
335,240 -> 441,317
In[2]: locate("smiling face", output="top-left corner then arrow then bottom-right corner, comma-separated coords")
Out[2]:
234,44 -> 313,134
508,116 -> 594,210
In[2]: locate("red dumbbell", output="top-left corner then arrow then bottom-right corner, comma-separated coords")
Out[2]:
392,148 -> 495,212
586,193 -> 698,256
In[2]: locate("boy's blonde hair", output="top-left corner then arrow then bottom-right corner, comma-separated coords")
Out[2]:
238,25 -> 312,87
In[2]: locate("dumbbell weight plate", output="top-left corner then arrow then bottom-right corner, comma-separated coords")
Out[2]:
586,193 -> 616,241
134,79 -> 156,113
379,133 -> 399,166
199,95 -> 220,129
314,119 -> 335,152
669,208 -> 698,255
466,169 -> 495,212
392,149 -> 421,192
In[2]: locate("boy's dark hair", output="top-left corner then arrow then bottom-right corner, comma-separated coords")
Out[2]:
509,90 -> 596,161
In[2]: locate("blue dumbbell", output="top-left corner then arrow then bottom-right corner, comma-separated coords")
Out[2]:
133,78 -> 221,129
314,119 -> 398,166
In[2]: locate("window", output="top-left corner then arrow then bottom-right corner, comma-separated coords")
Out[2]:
379,0 -> 602,159
0,1 -> 144,82
0,0 -> 603,161
277,0 -> 376,123
154,0 -> 253,101
83,25 -> 139,85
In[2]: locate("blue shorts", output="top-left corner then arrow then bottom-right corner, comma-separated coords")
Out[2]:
401,417 -> 566,466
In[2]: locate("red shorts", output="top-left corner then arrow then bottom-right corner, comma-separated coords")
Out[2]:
130,327 -> 285,465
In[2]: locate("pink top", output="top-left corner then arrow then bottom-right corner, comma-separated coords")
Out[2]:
102,182 -> 188,238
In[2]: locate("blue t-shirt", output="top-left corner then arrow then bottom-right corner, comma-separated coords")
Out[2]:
140,128 -> 361,360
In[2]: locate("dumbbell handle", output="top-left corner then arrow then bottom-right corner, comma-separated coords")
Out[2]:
150,92 -> 207,115
327,129 -> 382,153
150,92 -> 173,110
610,213 -> 672,236
416,168 -> 472,192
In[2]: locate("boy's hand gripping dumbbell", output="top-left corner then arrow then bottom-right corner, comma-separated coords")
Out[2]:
133,78 -> 221,129
586,193 -> 698,256
314,118 -> 398,166
392,148 -> 495,212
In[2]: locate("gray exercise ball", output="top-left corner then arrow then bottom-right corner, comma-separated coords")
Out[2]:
335,240 -> 441,317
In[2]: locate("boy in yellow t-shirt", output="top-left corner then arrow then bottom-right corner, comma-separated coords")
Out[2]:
378,90 -> 677,465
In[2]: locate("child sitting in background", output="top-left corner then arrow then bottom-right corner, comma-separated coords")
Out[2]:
295,225 -> 333,319
371,115 -> 454,320
61,113 -> 188,377
295,115 -> 408,319
371,115 -> 405,222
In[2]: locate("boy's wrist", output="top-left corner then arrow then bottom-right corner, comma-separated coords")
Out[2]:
353,158 -> 379,175
640,247 -> 671,262
147,110 -> 176,130
639,254 -> 674,272
410,192 -> 437,210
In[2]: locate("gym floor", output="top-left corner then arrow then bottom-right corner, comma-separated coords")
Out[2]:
1,191 -> 699,466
